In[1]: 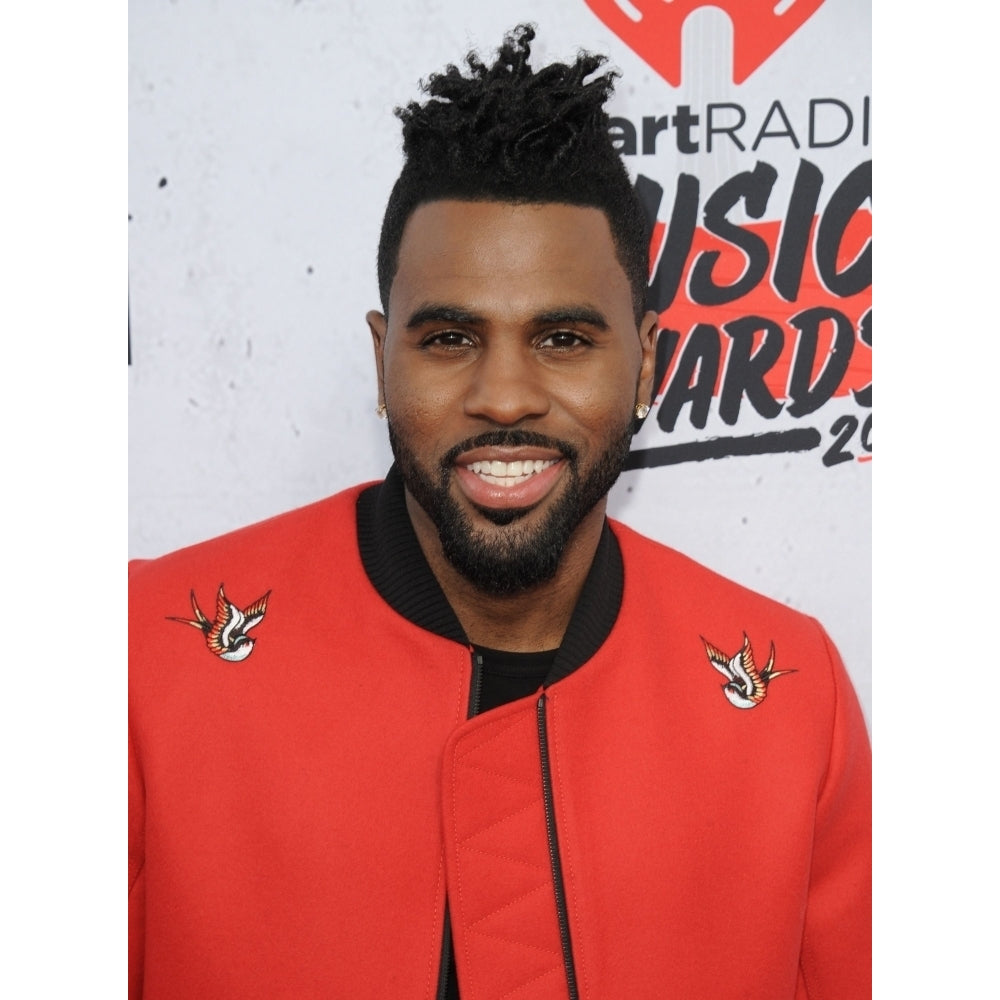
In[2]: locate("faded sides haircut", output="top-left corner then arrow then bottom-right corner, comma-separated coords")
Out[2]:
375,23 -> 650,322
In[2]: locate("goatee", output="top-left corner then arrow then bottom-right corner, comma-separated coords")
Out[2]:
388,423 -> 634,596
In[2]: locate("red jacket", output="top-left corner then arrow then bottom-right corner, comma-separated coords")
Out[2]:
129,478 -> 870,999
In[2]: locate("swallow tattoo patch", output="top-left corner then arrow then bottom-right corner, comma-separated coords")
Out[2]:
168,584 -> 271,662
701,633 -> 795,709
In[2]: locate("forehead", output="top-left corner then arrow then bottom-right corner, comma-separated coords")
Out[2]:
388,200 -> 634,321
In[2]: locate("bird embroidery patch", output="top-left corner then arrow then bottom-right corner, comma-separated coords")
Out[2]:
702,633 -> 795,709
168,584 -> 271,662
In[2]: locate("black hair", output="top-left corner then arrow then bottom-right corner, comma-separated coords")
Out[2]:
375,23 -> 649,322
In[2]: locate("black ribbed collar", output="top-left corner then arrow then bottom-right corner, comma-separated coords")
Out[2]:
356,464 -> 623,686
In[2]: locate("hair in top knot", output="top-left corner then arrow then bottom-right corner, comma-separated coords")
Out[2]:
375,24 -> 650,320
397,24 -> 616,184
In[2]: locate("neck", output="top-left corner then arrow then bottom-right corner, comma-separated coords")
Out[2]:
404,492 -> 607,652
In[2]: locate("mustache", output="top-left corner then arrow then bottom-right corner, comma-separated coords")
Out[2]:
441,429 -> 578,467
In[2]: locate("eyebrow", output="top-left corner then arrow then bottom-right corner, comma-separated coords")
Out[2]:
405,304 -> 483,329
404,303 -> 610,330
534,307 -> 609,330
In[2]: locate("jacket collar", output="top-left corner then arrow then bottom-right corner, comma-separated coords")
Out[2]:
356,463 -> 623,684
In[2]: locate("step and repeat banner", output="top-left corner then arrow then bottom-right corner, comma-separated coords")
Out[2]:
129,0 -> 871,724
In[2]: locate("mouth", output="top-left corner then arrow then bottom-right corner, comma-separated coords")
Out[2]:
465,457 -> 558,488
449,437 -> 570,512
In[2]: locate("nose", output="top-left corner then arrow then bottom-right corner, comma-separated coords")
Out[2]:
463,341 -> 551,425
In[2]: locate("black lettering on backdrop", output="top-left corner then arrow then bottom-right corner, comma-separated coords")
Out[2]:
706,103 -> 747,152
672,105 -> 700,154
816,160 -> 872,297
690,161 -> 779,305
655,323 -> 720,432
752,100 -> 800,150
638,172 -> 699,314
785,307 -> 855,417
650,309 -> 869,437
809,99 -> 854,148
638,158 -> 872,311
631,158 -> 871,469
720,315 -> 785,425
624,428 -> 823,469
773,159 -> 823,301
610,97 -> 870,156
852,309 -> 872,408
642,116 -> 670,155
609,117 -> 637,156
651,326 -> 680,410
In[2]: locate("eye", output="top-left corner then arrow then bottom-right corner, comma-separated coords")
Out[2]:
421,329 -> 475,349
538,330 -> 589,350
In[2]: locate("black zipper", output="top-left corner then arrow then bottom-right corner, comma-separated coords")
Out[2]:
537,692 -> 579,1000
467,650 -> 484,718
436,650 -> 485,1000
435,905 -> 454,1000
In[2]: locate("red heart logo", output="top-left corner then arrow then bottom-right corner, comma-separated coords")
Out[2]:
583,0 -> 827,86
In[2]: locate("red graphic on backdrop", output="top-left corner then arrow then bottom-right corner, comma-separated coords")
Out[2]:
626,157 -> 871,469
583,0 -> 826,85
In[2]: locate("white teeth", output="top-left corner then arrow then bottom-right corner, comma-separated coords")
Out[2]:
468,458 -> 555,486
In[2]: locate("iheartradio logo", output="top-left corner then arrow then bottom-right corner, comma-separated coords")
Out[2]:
583,0 -> 826,85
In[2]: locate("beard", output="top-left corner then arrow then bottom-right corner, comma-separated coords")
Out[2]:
388,420 -> 635,597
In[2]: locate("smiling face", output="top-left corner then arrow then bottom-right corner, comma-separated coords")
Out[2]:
367,200 -> 657,596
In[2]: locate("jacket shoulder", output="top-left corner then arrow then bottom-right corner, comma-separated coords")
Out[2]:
610,517 -> 804,621
605,518 -> 867,759
129,482 -> 376,591
128,482 -> 378,668
607,516 -> 847,704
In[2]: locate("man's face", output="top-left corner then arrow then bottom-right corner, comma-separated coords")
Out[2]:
367,200 -> 657,596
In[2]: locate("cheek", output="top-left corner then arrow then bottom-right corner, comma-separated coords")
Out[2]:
384,351 -> 472,434
385,376 -> 459,452
558,367 -> 638,429
383,351 -> 436,419
389,384 -> 454,429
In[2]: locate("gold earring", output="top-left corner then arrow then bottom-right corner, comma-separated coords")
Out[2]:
376,403 -> 387,419
634,403 -> 650,419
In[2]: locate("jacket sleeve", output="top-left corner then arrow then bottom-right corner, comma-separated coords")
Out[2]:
799,626 -> 871,999
129,715 -> 145,1000
129,559 -> 148,1000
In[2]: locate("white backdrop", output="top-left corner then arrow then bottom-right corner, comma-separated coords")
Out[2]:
128,0 -> 871,727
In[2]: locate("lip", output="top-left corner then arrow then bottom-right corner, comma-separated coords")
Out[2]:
453,446 -> 566,510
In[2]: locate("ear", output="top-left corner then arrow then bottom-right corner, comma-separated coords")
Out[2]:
636,310 -> 659,409
366,309 -> 388,407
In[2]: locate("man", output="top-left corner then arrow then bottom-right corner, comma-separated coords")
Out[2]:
129,24 -> 871,1000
